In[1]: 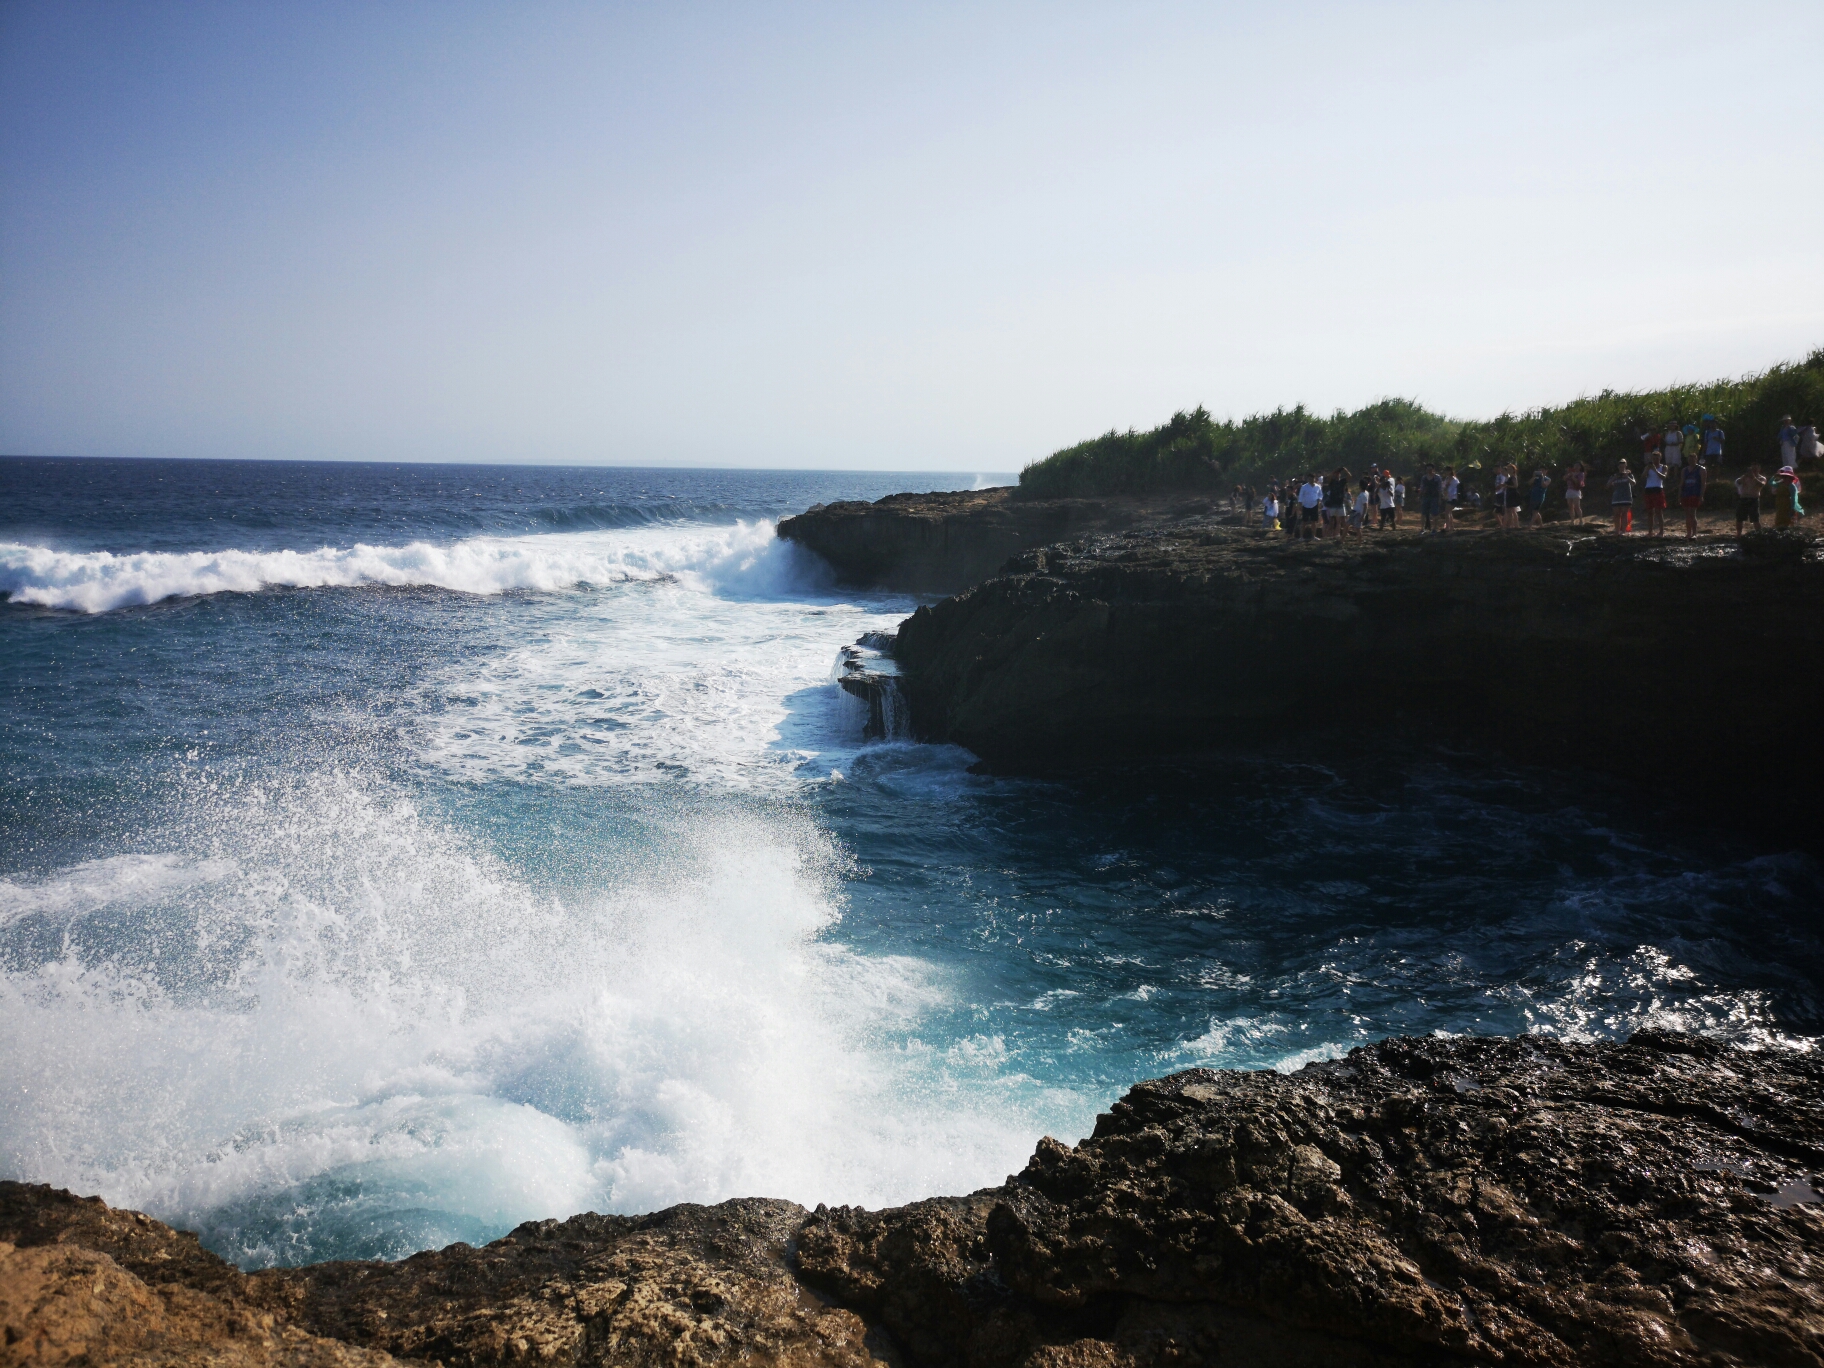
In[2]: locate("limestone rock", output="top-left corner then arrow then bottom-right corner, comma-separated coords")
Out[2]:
890,524 -> 1824,826
0,1186 -> 395,1366
254,1199 -> 883,1368
777,489 -> 1223,595
5,1033 -> 1821,1367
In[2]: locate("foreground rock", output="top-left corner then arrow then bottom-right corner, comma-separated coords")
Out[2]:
892,523 -> 1824,797
777,488 -> 1225,595
6,1032 -> 1822,1366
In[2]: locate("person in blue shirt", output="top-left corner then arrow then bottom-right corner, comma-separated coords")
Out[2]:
1779,416 -> 1800,468
1703,417 -> 1725,461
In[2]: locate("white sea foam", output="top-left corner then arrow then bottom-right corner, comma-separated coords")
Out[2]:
0,521 -> 819,613
0,769 -> 1051,1266
413,527 -> 919,790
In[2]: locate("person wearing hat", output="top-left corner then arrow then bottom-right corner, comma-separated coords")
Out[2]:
1779,416 -> 1800,469
1774,466 -> 1806,528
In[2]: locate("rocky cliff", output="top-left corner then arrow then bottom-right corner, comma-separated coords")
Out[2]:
892,523 -> 1824,787
6,1032 -> 1821,1367
776,489 -> 1224,595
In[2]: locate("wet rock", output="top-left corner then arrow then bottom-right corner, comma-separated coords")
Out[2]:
802,1032 -> 1824,1367
5,1033 -> 1821,1366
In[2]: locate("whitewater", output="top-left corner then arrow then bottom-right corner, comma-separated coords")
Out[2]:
4,456 -> 1820,1268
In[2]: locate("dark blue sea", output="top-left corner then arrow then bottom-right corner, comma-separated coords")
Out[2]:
3,455 -> 1820,1268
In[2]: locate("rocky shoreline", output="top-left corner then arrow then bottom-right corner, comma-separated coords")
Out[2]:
5,1032 -> 1822,1367
783,490 -> 1824,834
777,488 -> 1221,596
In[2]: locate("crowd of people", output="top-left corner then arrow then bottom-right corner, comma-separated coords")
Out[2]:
1222,413 -> 1816,542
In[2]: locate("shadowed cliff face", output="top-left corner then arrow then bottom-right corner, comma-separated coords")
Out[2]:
6,1033 -> 1822,1367
776,489 -> 1225,595
891,524 -> 1824,790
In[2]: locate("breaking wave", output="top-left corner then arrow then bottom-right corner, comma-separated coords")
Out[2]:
0,769 -> 1051,1267
0,522 -> 823,614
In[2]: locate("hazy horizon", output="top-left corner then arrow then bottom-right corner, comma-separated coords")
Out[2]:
4,1 -> 1821,471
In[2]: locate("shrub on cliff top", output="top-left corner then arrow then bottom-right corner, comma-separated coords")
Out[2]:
1016,406 -> 1227,498
1017,348 -> 1824,497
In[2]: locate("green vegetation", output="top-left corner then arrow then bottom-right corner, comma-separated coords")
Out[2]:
1016,349 -> 1824,498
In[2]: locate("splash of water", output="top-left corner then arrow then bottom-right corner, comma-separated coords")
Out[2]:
0,767 -> 1052,1266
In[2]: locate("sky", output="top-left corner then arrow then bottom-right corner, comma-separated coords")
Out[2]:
2,2 -> 1821,471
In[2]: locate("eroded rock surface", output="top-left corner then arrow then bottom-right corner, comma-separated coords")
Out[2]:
776,489 -> 1225,595
891,524 -> 1824,800
6,1033 -> 1821,1367
0,1182 -> 396,1365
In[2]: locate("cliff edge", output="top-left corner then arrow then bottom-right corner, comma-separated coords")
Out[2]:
892,522 -> 1824,794
5,1032 -> 1822,1367
776,488 -> 1225,596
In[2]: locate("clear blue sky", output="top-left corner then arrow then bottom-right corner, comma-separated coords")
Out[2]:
3,1 -> 1820,469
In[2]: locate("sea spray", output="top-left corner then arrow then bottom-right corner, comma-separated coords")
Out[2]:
0,766 -> 1043,1265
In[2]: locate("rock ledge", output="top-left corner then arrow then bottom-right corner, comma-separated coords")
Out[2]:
5,1032 -> 1821,1366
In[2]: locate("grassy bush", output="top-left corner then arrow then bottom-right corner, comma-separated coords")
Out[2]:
1016,349 -> 1824,498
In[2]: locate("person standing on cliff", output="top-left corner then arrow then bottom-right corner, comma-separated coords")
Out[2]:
1565,462 -> 1587,524
1261,487 -> 1279,531
1641,452 -> 1669,537
1322,468 -> 1349,536
1703,416 -> 1725,465
1297,473 -> 1323,540
1735,464 -> 1767,536
1779,417 -> 1800,470
1678,455 -> 1706,539
1441,467 -> 1461,532
1774,467 -> 1805,528
1663,421 -> 1685,470
1525,467 -> 1551,529
1418,464 -> 1444,533
1609,461 -> 1636,534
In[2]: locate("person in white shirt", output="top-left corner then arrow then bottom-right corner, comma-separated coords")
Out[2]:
1642,454 -> 1669,537
1779,416 -> 1800,468
1663,422 -> 1684,468
1350,483 -> 1370,537
1261,492 -> 1279,531
1442,467 -> 1461,533
1296,474 -> 1323,541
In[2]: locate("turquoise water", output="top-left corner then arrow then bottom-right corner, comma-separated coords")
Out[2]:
3,455 -> 1819,1268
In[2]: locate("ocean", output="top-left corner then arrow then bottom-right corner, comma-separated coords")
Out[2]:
3,455 -> 1820,1269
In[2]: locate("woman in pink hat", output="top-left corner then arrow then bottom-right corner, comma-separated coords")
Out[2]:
1773,467 -> 1806,527
1772,470 -> 1802,528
